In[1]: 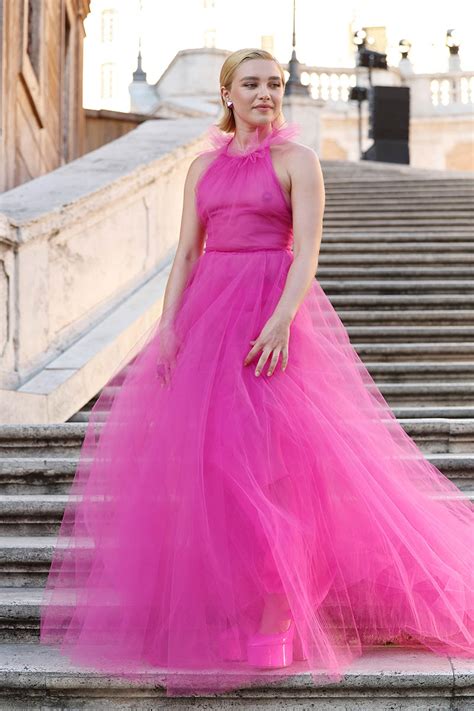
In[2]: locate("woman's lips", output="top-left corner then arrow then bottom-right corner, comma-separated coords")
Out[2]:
255,106 -> 272,111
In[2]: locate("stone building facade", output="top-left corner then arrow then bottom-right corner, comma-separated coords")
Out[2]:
0,0 -> 91,192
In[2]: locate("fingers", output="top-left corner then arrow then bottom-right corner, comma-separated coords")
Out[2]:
244,342 -> 289,376
255,346 -> 273,377
243,339 -> 258,366
266,348 -> 282,376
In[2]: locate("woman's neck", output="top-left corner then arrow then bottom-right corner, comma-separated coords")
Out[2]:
229,124 -> 274,154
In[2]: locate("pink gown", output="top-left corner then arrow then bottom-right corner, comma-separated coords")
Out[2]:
40,121 -> 474,697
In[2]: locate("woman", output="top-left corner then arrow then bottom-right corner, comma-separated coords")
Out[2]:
40,48 -> 474,698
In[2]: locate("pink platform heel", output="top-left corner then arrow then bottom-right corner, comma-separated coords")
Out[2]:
247,617 -> 307,668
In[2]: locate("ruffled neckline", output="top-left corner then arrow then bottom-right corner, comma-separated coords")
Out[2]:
205,121 -> 301,163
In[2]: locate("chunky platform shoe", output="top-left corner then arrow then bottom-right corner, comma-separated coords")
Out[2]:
247,617 -> 299,668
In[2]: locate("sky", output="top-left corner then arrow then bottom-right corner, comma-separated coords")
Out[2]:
135,0 -> 474,81
83,0 -> 474,112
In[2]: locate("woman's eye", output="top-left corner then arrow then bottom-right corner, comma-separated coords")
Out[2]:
244,83 -> 280,88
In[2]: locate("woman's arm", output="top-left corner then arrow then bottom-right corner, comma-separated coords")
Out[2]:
272,144 -> 325,325
159,153 -> 210,327
243,144 -> 325,377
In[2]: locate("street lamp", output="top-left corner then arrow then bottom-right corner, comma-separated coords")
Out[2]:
399,39 -> 412,60
446,29 -> 460,55
353,29 -> 367,49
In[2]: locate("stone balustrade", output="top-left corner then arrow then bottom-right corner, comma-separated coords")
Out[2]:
0,117 -> 211,423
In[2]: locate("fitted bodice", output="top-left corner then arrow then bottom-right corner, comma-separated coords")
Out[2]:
195,122 -> 300,253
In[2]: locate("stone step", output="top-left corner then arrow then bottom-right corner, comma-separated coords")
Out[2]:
325,178 -> 474,187
0,424 -> 85,458
326,188 -> 474,196
323,208 -> 474,220
0,459 -> 76,495
69,387 -> 474,426
353,342 -> 474,362
0,537 -> 55,586
74,378 -> 474,407
325,226 -> 474,236
2,416 -> 473,458
394,405 -> 474,418
326,234 -> 474,244
325,190 -> 474,199
0,496 -> 70,535
348,326 -> 474,343
322,217 -> 473,228
325,192 -> 474,201
0,477 -> 472,537
324,177 -> 473,185
63,342 -> 474,426
330,295 -> 474,310
68,381 -> 474,431
325,196 -> 473,205
0,643 -> 470,709
340,311 -> 474,326
1,576 -> 474,648
0,449 -> 472,499
322,242 -> 474,254
319,254 -> 474,266
325,207 -> 473,216
378,382 -> 474,406
319,266 -> 474,279
318,279 -> 474,294
325,182 -> 474,192
0,478 -> 471,585
69,378 -> 474,416
323,233 -> 474,243
364,361 -> 474,381
396,418 -> 474,452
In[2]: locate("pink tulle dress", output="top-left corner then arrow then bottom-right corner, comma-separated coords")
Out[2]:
40,120 -> 474,697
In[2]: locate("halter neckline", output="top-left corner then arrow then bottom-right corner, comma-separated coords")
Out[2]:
225,127 -> 276,159
205,121 -> 301,163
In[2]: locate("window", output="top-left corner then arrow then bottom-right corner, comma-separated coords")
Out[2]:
100,63 -> 115,99
100,9 -> 116,43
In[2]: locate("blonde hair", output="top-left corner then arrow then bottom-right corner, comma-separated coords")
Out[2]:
216,49 -> 287,133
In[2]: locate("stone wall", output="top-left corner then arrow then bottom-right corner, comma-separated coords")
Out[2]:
0,117 -> 211,423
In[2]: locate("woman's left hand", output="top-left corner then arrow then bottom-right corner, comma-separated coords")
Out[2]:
243,315 -> 290,376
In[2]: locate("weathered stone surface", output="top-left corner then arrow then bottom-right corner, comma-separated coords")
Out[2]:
0,644 -> 470,709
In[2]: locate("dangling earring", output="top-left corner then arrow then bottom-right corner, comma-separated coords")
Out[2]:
226,99 -> 233,108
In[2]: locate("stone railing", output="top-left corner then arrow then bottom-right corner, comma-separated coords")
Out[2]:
0,117 -> 211,423
294,64 -> 474,116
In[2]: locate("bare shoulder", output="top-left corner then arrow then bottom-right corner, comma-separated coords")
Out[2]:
285,143 -> 324,202
285,141 -> 322,174
187,149 -> 220,187
270,140 -> 322,201
272,140 -> 322,188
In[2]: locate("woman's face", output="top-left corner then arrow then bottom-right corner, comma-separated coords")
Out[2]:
222,59 -> 284,128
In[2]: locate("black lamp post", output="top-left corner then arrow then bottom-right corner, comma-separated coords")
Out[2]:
399,38 -> 412,60
446,29 -> 460,55
284,0 -> 310,97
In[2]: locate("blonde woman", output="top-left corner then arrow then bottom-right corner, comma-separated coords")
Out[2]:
40,48 -> 474,698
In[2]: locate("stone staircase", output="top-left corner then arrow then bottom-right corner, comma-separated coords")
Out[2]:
0,159 -> 472,708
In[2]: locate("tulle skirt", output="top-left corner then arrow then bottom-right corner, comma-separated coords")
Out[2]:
40,247 -> 474,697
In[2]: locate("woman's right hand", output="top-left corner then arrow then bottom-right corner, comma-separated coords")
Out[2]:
156,324 -> 181,387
